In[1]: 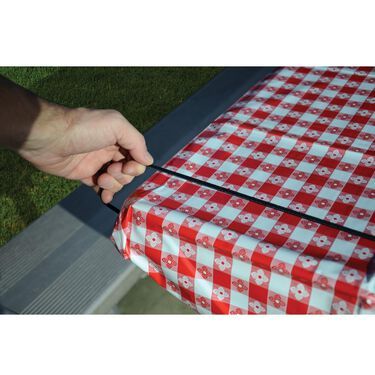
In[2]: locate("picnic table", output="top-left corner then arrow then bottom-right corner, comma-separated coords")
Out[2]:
113,67 -> 375,314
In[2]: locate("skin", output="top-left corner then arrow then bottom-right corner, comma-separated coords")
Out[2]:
0,75 -> 153,203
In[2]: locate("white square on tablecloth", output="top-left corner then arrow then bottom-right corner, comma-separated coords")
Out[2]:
263,153 -> 284,166
356,197 -> 375,210
308,143 -> 329,157
332,119 -> 349,128
248,129 -> 266,142
282,178 -> 305,191
235,145 -> 254,158
306,206 -> 327,219
268,272 -> 292,297
351,94 -> 367,103
317,187 -> 341,201
131,253 -> 150,274
341,106 -> 358,116
162,267 -> 179,284
296,161 -> 316,174
271,196 -> 292,207
233,113 -> 251,122
178,166 -> 194,176
330,238 -> 357,256
199,222 -> 223,239
273,108 -> 290,117
220,160 -> 240,174
250,170 -> 271,183
221,123 -> 238,133
329,169 -> 351,183
205,137 -> 225,150
319,132 -> 338,143
218,205 -> 241,220
320,89 -> 337,99
300,113 -> 319,123
235,234 -> 259,253
252,88 -> 271,98
132,224 -> 146,242
287,126 -> 307,137
282,94 -> 299,104
351,139 -> 371,151
230,290 -> 249,309
329,78 -> 347,87
274,246 -> 299,265
267,305 -> 285,314
238,186 -> 258,196
363,124 -> 375,135
184,196 -> 208,210
261,120 -> 279,130
162,233 -> 180,257
196,247 -> 215,268
303,72 -> 319,82
309,287 -> 333,312
344,217 -> 367,232
277,136 -> 297,149
231,258 -> 252,280
289,227 -> 315,243
165,210 -> 187,226
189,153 -> 208,165
194,278 -> 213,299
315,259 -> 345,283
253,216 -> 277,232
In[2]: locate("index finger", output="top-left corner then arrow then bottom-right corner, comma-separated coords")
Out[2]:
113,114 -> 153,166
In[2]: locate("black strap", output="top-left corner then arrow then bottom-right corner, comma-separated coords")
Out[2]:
106,203 -> 120,214
98,186 -> 120,214
149,164 -> 375,242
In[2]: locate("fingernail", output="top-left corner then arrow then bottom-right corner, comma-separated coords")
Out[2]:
145,151 -> 154,165
124,165 -> 134,175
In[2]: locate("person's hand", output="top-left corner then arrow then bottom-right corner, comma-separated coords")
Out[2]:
19,102 -> 153,203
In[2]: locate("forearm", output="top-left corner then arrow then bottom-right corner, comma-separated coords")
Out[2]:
0,75 -> 67,152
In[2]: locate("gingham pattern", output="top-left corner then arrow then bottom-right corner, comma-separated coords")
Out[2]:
112,67 -> 375,314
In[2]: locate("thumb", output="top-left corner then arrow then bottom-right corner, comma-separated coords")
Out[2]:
114,116 -> 153,166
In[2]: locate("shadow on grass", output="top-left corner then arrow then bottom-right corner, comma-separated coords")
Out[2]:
0,152 -> 40,232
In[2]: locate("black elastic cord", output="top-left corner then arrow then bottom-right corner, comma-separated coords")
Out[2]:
106,203 -> 120,214
98,186 -> 121,214
150,164 -> 375,242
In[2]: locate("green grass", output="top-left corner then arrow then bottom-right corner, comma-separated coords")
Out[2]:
0,67 -> 222,246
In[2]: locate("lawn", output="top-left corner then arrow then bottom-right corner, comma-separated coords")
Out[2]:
0,67 -> 222,246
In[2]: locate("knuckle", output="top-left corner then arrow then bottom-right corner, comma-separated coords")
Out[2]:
106,109 -> 123,119
133,132 -> 146,147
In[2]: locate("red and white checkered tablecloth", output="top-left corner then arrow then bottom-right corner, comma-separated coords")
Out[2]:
112,67 -> 375,314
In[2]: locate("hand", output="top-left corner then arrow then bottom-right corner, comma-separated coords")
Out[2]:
19,102 -> 153,203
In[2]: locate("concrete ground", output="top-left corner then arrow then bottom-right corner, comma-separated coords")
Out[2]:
118,276 -> 196,314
